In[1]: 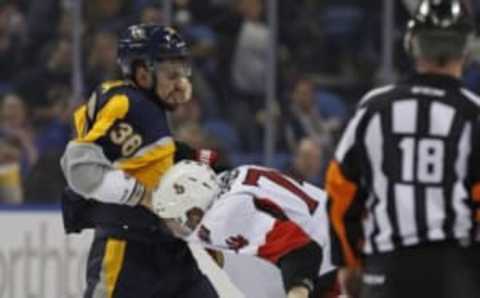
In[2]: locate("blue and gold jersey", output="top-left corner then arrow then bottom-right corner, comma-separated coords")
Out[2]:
73,80 -> 175,189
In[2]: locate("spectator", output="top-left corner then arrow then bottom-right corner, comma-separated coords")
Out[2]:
33,86 -> 72,155
171,97 -> 203,129
14,39 -> 72,108
286,137 -> 324,186
403,0 -> 421,14
171,97 -> 237,151
0,94 -> 38,176
0,137 -> 23,204
284,78 -> 342,152
56,12 -> 74,40
463,37 -> 480,94
175,121 -> 232,170
13,38 -> 73,108
84,0 -> 134,34
175,122 -> 210,149
217,0 -> 268,152
85,30 -> 120,89
173,0 -> 220,25
140,4 -> 165,25
231,0 -> 268,97
185,26 -> 222,119
0,1 -> 27,85
23,151 -> 66,203
25,0 -> 61,64
24,87 -> 70,202
173,0 -> 194,28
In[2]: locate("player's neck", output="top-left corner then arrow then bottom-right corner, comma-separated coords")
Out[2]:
415,59 -> 464,79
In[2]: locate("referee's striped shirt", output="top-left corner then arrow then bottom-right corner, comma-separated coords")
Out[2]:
326,74 -> 480,267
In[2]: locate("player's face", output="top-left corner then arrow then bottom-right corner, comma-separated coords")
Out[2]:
185,208 -> 204,231
154,59 -> 192,108
163,208 -> 205,239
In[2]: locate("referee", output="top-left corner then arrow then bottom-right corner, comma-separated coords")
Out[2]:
326,1 -> 480,297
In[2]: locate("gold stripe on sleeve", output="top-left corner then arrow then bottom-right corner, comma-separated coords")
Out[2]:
76,94 -> 129,143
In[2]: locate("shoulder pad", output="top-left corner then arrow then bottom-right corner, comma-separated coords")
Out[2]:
358,85 -> 396,108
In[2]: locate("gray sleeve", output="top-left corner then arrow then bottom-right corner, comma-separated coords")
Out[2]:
60,142 -> 111,194
60,141 -> 144,206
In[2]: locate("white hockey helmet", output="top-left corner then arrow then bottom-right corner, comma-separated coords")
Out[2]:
153,160 -> 219,236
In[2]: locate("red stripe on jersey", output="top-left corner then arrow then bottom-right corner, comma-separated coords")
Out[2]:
253,198 -> 288,220
244,168 -> 319,214
257,220 -> 311,263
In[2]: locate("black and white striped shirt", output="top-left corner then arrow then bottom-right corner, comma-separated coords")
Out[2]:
326,74 -> 480,266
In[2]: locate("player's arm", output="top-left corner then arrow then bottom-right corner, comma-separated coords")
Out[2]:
61,94 -> 151,207
277,241 -> 321,298
325,108 -> 368,268
61,141 -> 150,206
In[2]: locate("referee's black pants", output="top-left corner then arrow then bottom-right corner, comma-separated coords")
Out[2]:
361,241 -> 480,298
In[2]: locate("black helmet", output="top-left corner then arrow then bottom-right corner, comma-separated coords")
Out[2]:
117,24 -> 190,77
404,0 -> 475,61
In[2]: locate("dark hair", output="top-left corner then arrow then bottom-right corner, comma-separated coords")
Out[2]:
411,30 -> 471,66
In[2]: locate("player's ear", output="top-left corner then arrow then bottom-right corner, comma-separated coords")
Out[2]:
133,62 -> 152,89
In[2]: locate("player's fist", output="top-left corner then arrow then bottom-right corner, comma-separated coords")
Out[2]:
195,149 -> 219,167
287,286 -> 310,298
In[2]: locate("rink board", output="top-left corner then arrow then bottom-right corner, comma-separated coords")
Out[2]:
0,206 -> 285,298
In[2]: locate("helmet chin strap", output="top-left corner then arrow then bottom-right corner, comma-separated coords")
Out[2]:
147,64 -> 171,108
146,62 -> 158,93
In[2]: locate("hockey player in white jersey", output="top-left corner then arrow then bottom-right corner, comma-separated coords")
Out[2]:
152,160 -> 339,298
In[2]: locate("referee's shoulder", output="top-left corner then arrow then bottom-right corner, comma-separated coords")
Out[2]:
458,87 -> 480,110
356,84 -> 398,109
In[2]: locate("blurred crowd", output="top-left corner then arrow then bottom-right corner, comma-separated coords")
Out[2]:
0,0 -> 479,204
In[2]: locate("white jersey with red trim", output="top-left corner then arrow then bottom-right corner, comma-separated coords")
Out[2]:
187,165 -> 336,276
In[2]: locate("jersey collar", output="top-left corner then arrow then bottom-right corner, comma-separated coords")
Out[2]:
406,73 -> 463,89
